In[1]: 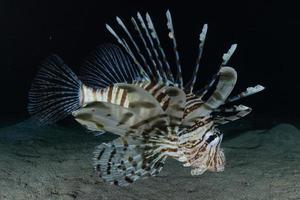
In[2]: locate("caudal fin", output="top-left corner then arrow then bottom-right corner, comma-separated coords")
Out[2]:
28,55 -> 82,125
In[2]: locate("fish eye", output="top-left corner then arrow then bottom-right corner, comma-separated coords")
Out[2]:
206,134 -> 217,143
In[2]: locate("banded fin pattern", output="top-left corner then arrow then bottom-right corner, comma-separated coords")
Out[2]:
212,105 -> 252,125
93,136 -> 168,186
133,14 -> 167,82
162,86 -> 186,127
185,24 -> 208,93
181,128 -> 225,175
138,82 -> 186,126
183,67 -> 237,122
196,44 -> 238,98
165,10 -> 183,87
227,85 -> 265,103
143,12 -> 175,83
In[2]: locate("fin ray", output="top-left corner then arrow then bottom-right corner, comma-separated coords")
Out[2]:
93,135 -> 168,186
28,55 -> 82,125
80,44 -> 140,88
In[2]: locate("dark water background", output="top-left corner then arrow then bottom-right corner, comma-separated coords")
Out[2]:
0,0 -> 299,122
0,1 -> 300,199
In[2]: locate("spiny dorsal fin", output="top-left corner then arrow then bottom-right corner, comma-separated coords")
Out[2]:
143,12 -> 175,83
107,11 -> 181,85
131,15 -> 167,82
196,44 -> 237,97
185,24 -> 208,93
165,10 -> 183,88
106,24 -> 149,80
130,17 -> 163,82
115,17 -> 156,81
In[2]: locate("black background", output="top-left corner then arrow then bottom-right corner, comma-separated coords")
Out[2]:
0,0 -> 299,120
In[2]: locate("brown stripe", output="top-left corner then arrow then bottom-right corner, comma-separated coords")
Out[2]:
214,139 -> 222,170
152,84 -> 164,96
144,82 -> 156,91
107,86 -> 113,103
120,90 -> 127,107
183,102 -> 203,117
162,98 -> 170,110
185,98 -> 202,107
156,92 -> 167,103
181,122 -> 213,139
160,148 -> 178,153
212,152 -> 217,171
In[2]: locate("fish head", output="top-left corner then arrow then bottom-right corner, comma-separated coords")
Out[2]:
179,123 -> 225,175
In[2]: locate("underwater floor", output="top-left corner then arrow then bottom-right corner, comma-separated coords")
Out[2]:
0,118 -> 300,200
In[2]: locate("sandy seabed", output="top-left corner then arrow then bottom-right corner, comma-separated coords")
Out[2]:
0,119 -> 299,200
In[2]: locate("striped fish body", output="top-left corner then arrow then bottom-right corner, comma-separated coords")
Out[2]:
74,81 -> 225,176
74,81 -> 186,152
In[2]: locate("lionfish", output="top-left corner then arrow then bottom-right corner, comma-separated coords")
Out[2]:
28,10 -> 264,186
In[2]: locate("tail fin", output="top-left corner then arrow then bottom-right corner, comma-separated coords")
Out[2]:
28,54 -> 82,125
